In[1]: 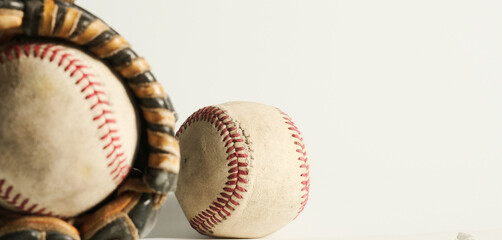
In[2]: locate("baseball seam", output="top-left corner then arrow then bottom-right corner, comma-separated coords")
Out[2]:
277,109 -> 310,217
176,106 -> 250,234
0,179 -> 61,218
0,43 -> 130,217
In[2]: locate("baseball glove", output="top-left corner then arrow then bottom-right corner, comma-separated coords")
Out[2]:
0,0 -> 179,239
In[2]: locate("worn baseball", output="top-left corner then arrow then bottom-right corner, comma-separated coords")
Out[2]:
175,101 -> 311,238
0,41 -> 138,218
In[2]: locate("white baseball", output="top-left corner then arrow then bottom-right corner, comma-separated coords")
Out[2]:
175,101 -> 311,238
0,42 -> 138,218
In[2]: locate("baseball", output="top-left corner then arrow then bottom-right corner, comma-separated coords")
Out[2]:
0,41 -> 138,218
175,101 -> 310,238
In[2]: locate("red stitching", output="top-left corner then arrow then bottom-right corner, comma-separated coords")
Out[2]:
3,46 -> 13,60
105,143 -> 122,158
0,179 -> 62,218
36,208 -> 47,215
91,99 -> 110,110
12,45 -> 21,59
59,53 -> 71,66
0,43 -> 130,217
81,81 -> 102,92
176,106 -> 250,234
71,64 -> 88,77
64,59 -> 79,71
85,90 -> 104,99
277,109 -> 310,218
93,110 -> 113,121
99,119 -> 117,129
23,44 -> 31,57
40,44 -> 54,59
107,152 -> 124,167
110,158 -> 126,175
33,44 -> 42,57
49,48 -> 64,62
112,165 -> 130,182
101,129 -> 118,140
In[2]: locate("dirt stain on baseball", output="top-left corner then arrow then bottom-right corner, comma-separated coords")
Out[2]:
78,164 -> 93,178
32,74 -> 57,98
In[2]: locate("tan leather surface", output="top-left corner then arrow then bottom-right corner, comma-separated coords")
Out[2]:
0,216 -> 80,240
78,191 -> 139,236
0,9 -> 23,31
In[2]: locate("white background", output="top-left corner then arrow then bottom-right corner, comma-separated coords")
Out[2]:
79,1 -> 502,239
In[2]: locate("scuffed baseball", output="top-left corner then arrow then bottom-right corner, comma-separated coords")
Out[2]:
175,101 -> 310,238
0,41 -> 138,217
